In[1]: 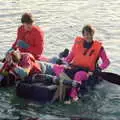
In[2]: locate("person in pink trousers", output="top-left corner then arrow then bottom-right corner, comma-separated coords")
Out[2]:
52,24 -> 110,103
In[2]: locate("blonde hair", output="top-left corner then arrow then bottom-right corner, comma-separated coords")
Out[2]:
10,49 -> 21,63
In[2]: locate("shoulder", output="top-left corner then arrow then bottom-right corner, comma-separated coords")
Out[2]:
94,40 -> 103,45
74,36 -> 84,44
18,25 -> 24,30
32,25 -> 44,37
17,25 -> 25,32
32,25 -> 43,33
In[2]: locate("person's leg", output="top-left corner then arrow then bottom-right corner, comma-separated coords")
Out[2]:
35,62 -> 65,84
39,48 -> 69,64
39,61 -> 55,75
69,71 -> 88,101
53,64 -> 65,76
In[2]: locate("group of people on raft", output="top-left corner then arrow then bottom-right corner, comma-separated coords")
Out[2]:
0,12 -> 110,104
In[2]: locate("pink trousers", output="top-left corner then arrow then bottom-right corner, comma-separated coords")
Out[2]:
53,65 -> 88,99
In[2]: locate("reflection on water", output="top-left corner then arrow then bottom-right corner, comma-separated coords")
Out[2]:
0,0 -> 120,119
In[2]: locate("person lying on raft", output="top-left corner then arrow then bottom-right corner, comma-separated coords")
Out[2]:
0,49 -> 41,86
43,24 -> 110,104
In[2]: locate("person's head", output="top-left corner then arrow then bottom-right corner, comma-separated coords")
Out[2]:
10,49 -> 21,63
21,13 -> 34,31
82,24 -> 95,42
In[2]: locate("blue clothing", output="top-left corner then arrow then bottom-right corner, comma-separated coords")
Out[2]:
17,40 -> 29,49
39,62 -> 55,75
14,67 -> 28,79
6,48 -> 14,55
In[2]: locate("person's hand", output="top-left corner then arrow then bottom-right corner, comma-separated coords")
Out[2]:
87,71 -> 93,77
62,60 -> 69,66
17,40 -> 29,49
63,65 -> 71,70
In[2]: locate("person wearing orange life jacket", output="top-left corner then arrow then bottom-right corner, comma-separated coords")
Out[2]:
53,24 -> 110,103
6,13 -> 44,60
0,49 -> 41,85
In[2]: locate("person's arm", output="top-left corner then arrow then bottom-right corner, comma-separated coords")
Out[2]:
87,47 -> 110,77
12,26 -> 24,49
99,47 -> 110,70
64,50 -> 74,63
5,27 -> 22,55
64,39 -> 76,63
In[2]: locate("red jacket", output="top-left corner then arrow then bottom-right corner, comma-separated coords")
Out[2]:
0,52 -> 41,78
12,25 -> 44,60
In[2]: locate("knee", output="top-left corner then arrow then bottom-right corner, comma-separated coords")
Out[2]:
53,65 -> 64,76
74,71 -> 88,81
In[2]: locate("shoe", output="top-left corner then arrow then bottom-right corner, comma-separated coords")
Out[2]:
64,100 -> 71,104
72,96 -> 79,102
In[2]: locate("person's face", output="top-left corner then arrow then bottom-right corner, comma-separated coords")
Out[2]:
12,50 -> 21,63
83,31 -> 94,42
23,23 -> 32,31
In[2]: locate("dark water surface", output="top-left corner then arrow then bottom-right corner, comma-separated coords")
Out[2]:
0,0 -> 120,120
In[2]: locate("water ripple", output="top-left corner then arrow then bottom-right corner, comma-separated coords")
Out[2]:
0,0 -> 120,119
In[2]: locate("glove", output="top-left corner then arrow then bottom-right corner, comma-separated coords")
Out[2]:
59,48 -> 69,58
17,40 -> 29,49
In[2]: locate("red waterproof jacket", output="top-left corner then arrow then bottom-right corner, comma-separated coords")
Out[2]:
12,25 -> 44,60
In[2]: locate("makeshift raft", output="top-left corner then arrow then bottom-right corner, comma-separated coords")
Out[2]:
16,74 -> 102,103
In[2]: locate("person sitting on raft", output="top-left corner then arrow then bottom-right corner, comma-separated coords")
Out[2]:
0,49 -> 41,86
51,24 -> 110,103
6,12 -> 44,60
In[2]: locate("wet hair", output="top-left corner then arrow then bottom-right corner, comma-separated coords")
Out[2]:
82,24 -> 95,35
21,13 -> 34,24
10,50 -> 21,63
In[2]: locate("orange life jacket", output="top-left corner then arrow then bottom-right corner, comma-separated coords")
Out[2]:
71,36 -> 102,71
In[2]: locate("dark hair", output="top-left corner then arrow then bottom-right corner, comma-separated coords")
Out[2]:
21,13 -> 34,24
82,24 -> 95,35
